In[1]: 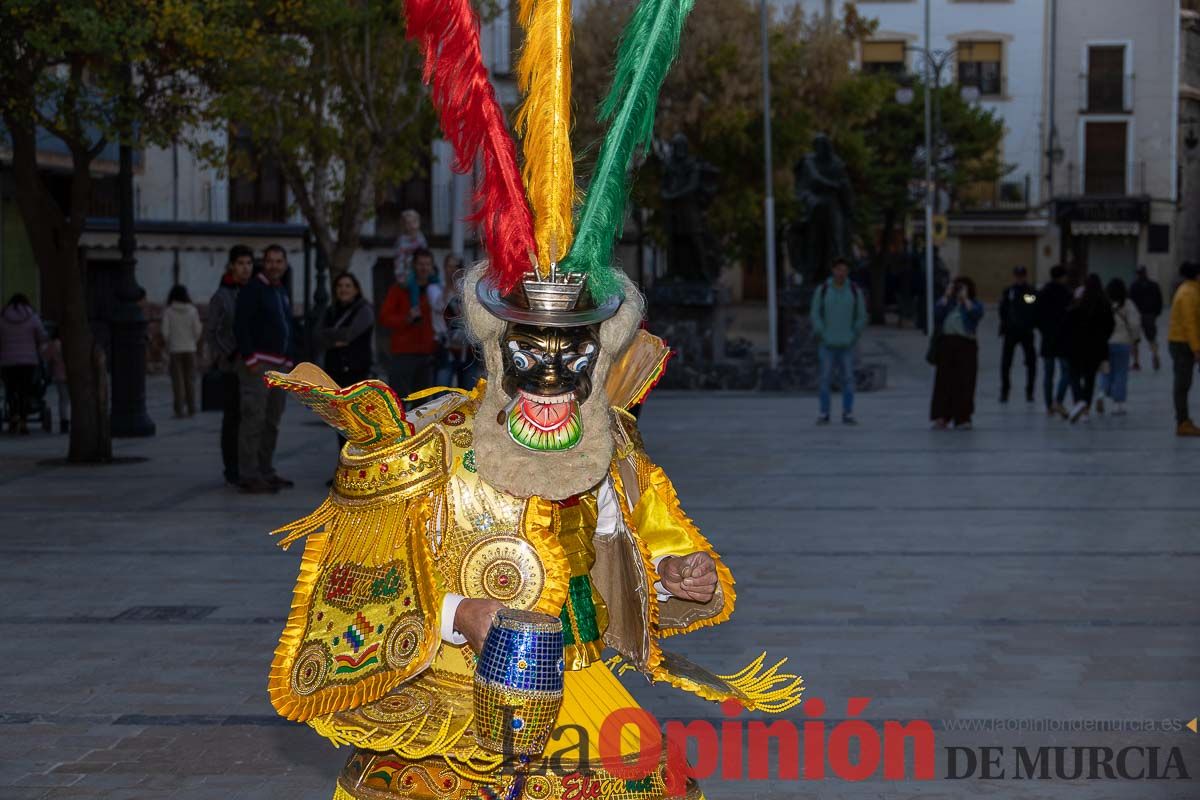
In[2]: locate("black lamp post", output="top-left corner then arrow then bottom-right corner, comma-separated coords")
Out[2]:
109,64 -> 155,438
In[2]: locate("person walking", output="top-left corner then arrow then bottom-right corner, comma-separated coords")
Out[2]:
379,247 -> 442,400
204,245 -> 253,486
1065,274 -> 1115,424
1129,265 -> 1164,371
1168,261 -> 1200,436
930,277 -> 985,430
998,265 -> 1038,403
320,273 -> 374,390
810,257 -> 867,425
1096,278 -> 1140,416
0,294 -> 47,435
41,325 -> 68,434
1035,265 -> 1073,417
234,244 -> 294,494
161,284 -> 203,418
435,254 -> 480,389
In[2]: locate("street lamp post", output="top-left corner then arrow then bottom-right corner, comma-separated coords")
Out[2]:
761,0 -> 778,371
896,38 -> 977,338
109,64 -> 155,438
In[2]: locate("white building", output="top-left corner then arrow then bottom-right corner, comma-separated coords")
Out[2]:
1047,0 -> 1195,288
793,0 -> 1051,300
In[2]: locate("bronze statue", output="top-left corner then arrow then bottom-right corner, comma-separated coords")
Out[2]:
792,134 -> 855,282
661,133 -> 719,283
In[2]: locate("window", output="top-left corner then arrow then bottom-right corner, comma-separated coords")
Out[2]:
1084,121 -> 1128,195
957,41 -> 1003,97
1087,45 -> 1127,113
228,125 -> 287,223
861,41 -> 907,77
375,150 -> 432,239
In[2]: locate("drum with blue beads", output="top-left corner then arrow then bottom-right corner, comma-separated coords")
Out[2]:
472,608 -> 565,755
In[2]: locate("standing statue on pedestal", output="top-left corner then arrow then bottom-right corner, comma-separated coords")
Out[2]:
791,134 -> 855,283
660,133 -> 719,283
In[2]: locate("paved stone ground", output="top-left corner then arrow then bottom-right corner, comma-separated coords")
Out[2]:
0,323 -> 1197,799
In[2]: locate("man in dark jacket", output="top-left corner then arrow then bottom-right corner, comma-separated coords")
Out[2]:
1035,265 -> 1073,415
203,245 -> 252,486
1129,265 -> 1164,370
234,244 -> 294,494
998,265 -> 1038,403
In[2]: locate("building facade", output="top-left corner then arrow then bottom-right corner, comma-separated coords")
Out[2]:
1048,0 -> 1194,289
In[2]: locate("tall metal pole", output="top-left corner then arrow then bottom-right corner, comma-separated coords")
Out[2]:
923,0 -> 935,340
110,62 -> 155,438
761,0 -> 778,369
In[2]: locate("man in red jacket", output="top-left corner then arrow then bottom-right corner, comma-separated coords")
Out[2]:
379,247 -> 441,400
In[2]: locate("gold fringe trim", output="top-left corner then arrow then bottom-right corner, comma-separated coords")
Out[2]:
523,496 -> 573,617
605,651 -> 803,714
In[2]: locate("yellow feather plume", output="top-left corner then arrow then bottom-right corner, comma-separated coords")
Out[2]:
515,0 -> 576,271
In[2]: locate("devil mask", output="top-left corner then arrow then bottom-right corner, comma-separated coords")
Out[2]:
501,323 -> 599,451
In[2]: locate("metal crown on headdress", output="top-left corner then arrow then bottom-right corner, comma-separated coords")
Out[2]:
521,264 -> 586,313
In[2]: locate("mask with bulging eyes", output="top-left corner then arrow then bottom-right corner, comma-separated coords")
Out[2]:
500,323 -> 600,452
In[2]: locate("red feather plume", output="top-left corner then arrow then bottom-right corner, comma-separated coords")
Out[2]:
405,0 -> 537,293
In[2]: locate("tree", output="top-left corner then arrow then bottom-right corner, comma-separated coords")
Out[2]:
572,0 -> 880,280
854,77 -> 1006,319
200,0 -> 438,279
0,0 -> 244,462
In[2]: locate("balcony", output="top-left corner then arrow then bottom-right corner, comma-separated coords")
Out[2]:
955,174 -> 1032,214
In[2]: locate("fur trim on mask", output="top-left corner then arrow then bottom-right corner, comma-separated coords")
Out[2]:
462,261 -> 645,500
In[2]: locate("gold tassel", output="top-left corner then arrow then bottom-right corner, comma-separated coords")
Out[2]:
717,653 -> 805,714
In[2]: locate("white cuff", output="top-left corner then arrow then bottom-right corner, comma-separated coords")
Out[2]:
651,556 -> 673,602
440,593 -> 468,645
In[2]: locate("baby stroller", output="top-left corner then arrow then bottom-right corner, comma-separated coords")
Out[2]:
1,358 -> 54,433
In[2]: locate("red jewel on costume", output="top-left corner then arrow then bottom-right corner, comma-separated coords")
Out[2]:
358,470 -> 367,478
409,453 -> 419,462
380,463 -> 389,473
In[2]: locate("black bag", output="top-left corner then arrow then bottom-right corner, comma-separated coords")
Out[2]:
925,332 -> 942,366
201,369 -> 226,412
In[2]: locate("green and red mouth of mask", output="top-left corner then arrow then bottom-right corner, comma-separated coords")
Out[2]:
507,390 -> 582,451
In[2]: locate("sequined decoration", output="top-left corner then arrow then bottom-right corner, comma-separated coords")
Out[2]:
459,537 -> 546,609
472,609 -> 564,755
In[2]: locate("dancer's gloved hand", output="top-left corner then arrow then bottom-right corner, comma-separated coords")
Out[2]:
657,552 -> 718,603
455,597 -> 506,653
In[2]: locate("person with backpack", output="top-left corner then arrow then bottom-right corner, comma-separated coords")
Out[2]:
810,257 -> 867,425
998,265 -> 1038,403
1129,265 -> 1164,371
1096,278 -> 1140,416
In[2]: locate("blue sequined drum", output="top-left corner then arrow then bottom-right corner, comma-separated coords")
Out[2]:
472,608 -> 565,755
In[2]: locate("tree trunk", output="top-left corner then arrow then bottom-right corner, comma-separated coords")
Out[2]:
867,209 -> 897,325
4,116 -> 112,462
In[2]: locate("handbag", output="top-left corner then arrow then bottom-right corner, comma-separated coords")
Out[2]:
925,332 -> 942,366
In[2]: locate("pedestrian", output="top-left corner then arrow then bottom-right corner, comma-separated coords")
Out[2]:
1096,278 -> 1140,416
998,265 -> 1038,403
930,276 -> 984,430
204,245 -> 253,486
1065,274 -> 1115,424
1035,265 -> 1073,417
435,254 -> 480,389
234,244 -> 294,494
161,284 -> 203,418
41,324 -> 68,434
1129,265 -> 1164,371
379,247 -> 442,401
319,273 -> 374,390
810,257 -> 867,425
1168,261 -> 1200,436
0,293 -> 48,435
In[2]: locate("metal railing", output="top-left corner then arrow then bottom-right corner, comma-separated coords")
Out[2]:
956,173 -> 1031,212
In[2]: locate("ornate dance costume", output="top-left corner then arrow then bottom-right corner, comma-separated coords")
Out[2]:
264,1 -> 802,797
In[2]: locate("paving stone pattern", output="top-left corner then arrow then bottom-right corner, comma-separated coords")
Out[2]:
0,325 -> 1196,799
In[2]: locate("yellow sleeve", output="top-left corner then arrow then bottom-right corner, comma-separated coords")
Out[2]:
1187,287 -> 1200,353
608,408 -> 736,639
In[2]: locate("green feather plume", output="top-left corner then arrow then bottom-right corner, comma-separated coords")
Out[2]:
561,0 -> 695,302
